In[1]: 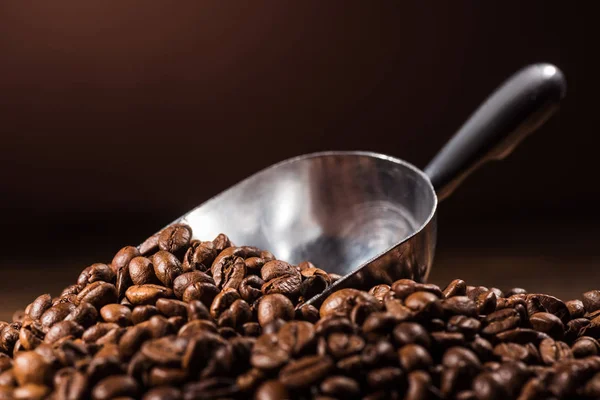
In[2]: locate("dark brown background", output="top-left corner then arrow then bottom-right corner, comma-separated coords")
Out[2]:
0,1 -> 596,319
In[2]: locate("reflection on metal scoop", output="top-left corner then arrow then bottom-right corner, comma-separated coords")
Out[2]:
154,63 -> 566,307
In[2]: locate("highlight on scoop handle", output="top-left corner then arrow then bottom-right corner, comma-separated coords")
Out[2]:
424,63 -> 566,201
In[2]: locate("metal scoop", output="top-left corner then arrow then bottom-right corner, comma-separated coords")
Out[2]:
161,63 -> 566,306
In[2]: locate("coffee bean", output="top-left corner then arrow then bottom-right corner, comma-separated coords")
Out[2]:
482,308 -> 521,336
582,290 -> 600,313
139,233 -> 160,256
77,263 -> 115,287
447,315 -> 481,338
13,351 -> 51,386
178,320 -> 218,338
441,296 -> 477,317
92,375 -> 139,400
129,257 -> 160,286
54,369 -> 88,400
132,305 -> 160,324
398,344 -> 433,371
393,322 -> 431,349
526,294 -> 570,324
82,322 -> 120,343
44,321 -> 83,344
172,271 -> 214,299
186,300 -> 210,321
158,224 -> 191,255
566,299 -> 585,319
143,386 -> 182,400
182,282 -> 219,306
118,325 -> 152,359
362,312 -> 397,336
100,304 -> 132,326
28,294 -> 52,320
40,303 -> 76,330
327,333 -> 365,359
156,298 -> 187,318
529,312 -> 564,339
148,366 -> 188,387
366,366 -> 404,390
320,375 -> 360,397
183,240 -> 217,272
405,291 -> 442,317
257,294 -> 294,327
279,355 -> 333,389
475,291 -> 497,315
125,285 -> 173,306
251,333 -> 289,370
111,245 -> 140,275
13,383 -> 50,400
539,338 -> 573,365
405,371 -> 432,400
142,336 -> 188,366
572,336 -> 600,358
295,304 -> 319,324
443,279 -> 467,298
496,328 -> 550,345
152,251 -> 184,288
212,233 -> 232,253
77,282 -> 118,309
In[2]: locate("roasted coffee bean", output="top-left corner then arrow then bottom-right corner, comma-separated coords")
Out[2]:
254,380 -> 289,400
362,312 -> 397,335
279,355 -> 333,389
213,256 -> 246,291
143,315 -> 174,339
442,296 -> 477,317
77,263 -> 115,287
496,328 -> 550,344
132,305 -> 160,324
539,338 -> 573,365
244,257 -> 267,273
327,333 -> 365,359
183,240 -> 217,272
143,386 -> 182,400
476,290 -> 497,315
54,369 -> 88,400
251,333 -> 289,370
482,308 -> 521,336
447,315 -> 481,338
212,233 -> 232,253
182,282 -> 219,306
152,251 -> 184,288
129,257 -> 160,286
572,336 -> 600,358
139,233 -> 160,256
443,279 -> 467,298
100,304 -> 132,326
295,304 -> 319,324
566,299 -> 586,319
186,300 -> 210,321
155,298 -> 187,318
118,325 -> 152,359
111,245 -> 141,274
141,335 -> 188,366
367,366 -> 404,390
63,300 -> 98,330
40,303 -> 76,330
183,377 -> 238,399
257,294 -> 295,327
148,366 -> 188,387
582,290 -> 600,313
158,224 -> 191,255
13,351 -> 51,386
28,294 -> 52,320
13,383 -> 50,400
82,322 -> 120,343
172,271 -> 214,299
320,375 -> 360,397
393,322 -> 431,349
77,282 -> 118,309
125,285 -> 173,306
398,344 -> 433,371
260,260 -> 297,282
368,284 -> 391,303
92,375 -> 140,399
261,273 -> 302,299
319,288 -> 379,318
405,291 -> 442,317
529,312 -> 564,339
178,320 -> 218,337
526,294 -> 570,324
44,320 -> 83,344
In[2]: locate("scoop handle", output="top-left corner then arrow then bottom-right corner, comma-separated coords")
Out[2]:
424,63 -> 566,201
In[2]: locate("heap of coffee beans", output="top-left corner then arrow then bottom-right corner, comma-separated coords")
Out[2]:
1,223 -> 600,399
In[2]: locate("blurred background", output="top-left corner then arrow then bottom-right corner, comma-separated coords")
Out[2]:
0,1 -> 596,319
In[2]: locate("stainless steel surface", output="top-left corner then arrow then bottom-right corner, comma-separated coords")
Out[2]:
152,63 -> 565,307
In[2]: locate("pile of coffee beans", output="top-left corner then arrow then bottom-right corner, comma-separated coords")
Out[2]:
1,223 -> 600,399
